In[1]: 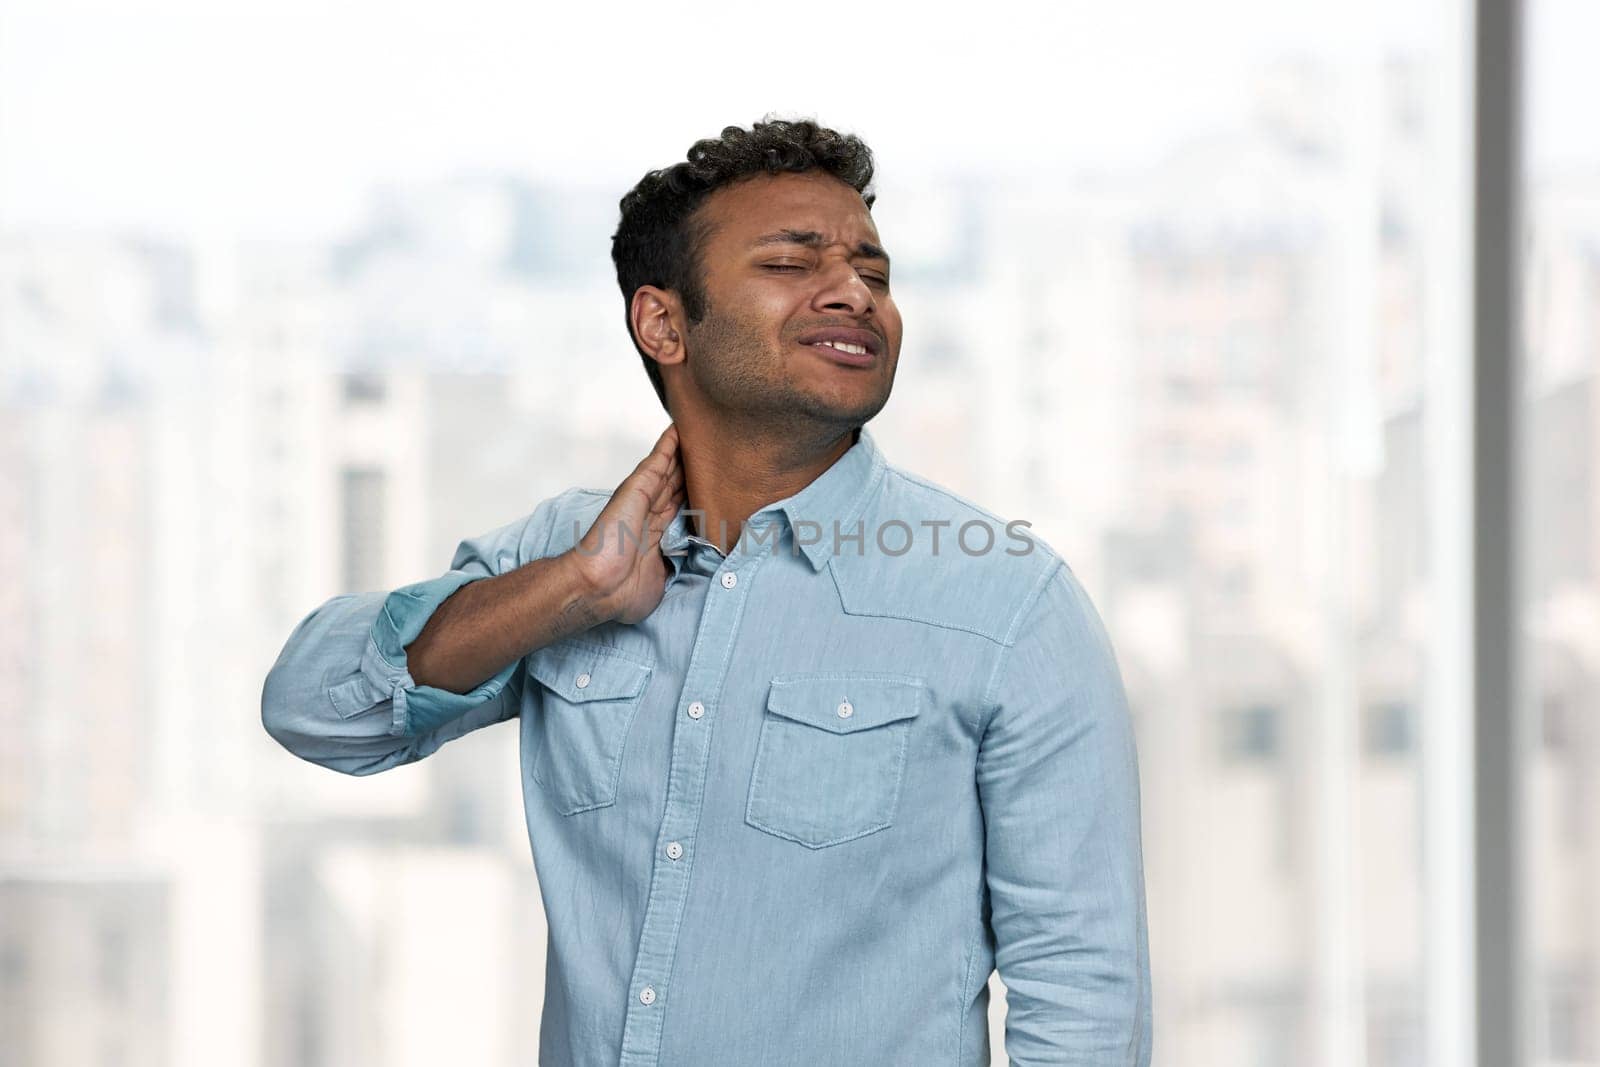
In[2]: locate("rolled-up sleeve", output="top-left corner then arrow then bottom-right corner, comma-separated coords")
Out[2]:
976,558 -> 1153,1066
260,492 -> 566,776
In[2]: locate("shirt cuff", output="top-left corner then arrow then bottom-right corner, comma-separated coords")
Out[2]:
360,571 -> 516,737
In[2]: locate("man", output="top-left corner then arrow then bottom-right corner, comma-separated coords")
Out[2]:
262,116 -> 1153,1066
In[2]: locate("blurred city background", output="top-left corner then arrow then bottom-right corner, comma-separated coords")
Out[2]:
0,1 -> 1595,1065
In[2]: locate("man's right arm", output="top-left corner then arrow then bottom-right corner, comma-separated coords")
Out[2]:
259,491 -> 590,776
260,423 -> 684,777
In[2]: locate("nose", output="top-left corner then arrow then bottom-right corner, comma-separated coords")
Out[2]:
811,256 -> 876,317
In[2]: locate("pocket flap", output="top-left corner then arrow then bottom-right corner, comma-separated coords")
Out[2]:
765,673 -> 925,734
526,640 -> 652,703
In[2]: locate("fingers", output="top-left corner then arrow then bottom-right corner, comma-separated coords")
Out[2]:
653,421 -> 679,455
643,469 -> 685,547
618,423 -> 680,504
648,491 -> 685,540
604,424 -> 686,558
640,422 -> 679,472
650,452 -> 684,509
645,430 -> 684,501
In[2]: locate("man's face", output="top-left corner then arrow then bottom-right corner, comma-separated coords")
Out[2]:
674,170 -> 903,429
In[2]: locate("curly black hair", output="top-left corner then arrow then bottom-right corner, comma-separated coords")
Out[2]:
610,115 -> 877,412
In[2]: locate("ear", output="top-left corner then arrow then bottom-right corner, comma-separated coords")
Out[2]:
630,285 -> 687,371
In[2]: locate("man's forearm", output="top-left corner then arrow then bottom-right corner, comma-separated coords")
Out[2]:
404,551 -> 607,695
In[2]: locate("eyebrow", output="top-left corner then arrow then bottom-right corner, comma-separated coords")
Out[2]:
750,229 -> 891,269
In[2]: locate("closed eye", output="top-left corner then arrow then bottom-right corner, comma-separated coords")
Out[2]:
765,263 -> 889,287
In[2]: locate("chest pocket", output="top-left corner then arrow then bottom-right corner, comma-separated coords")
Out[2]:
525,640 -> 653,815
745,673 -> 925,849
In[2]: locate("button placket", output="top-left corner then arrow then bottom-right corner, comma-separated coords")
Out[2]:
619,547 -> 765,1066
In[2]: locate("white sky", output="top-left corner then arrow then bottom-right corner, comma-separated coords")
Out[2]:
0,0 -> 1592,243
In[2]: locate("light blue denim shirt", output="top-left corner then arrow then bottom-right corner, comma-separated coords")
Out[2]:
262,425 -> 1153,1066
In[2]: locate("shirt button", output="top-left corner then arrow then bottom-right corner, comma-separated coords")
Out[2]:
837,700 -> 853,719
720,571 -> 738,589
666,841 -> 683,860
639,985 -> 657,1005
575,672 -> 591,689
687,701 -> 705,720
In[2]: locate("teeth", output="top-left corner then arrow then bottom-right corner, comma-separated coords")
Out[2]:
813,341 -> 869,355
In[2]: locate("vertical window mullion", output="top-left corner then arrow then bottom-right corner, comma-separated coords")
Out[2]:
1472,2 -> 1529,1067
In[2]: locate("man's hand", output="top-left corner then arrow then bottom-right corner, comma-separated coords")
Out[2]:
568,423 -> 686,626
392,424 -> 683,698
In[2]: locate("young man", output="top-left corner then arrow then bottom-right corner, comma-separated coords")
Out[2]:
262,117 -> 1153,1066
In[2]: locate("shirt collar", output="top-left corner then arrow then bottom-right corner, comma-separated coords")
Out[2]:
659,425 -> 887,575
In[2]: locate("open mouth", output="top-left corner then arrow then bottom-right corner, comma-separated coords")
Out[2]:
803,339 -> 876,366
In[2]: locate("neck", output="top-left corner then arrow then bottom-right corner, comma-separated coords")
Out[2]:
677,420 -> 859,556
